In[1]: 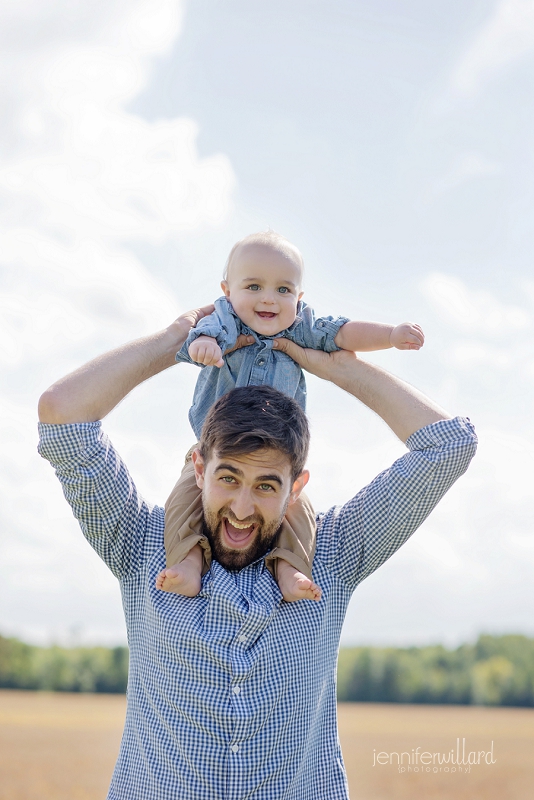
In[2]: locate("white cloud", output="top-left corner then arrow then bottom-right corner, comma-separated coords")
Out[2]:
0,0 -> 236,644
433,151 -> 502,194
449,0 -> 534,98
445,341 -> 513,370
420,272 -> 530,336
0,0 -> 235,360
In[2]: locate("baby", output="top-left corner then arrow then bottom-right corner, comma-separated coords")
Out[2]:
156,231 -> 424,601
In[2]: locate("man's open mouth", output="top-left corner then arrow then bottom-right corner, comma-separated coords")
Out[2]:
223,518 -> 256,547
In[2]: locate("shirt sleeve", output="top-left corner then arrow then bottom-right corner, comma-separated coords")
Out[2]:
314,416 -> 478,591
37,422 -> 164,579
175,299 -> 239,364
286,304 -> 350,353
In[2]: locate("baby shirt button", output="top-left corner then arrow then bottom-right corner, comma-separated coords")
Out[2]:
257,358 -> 265,366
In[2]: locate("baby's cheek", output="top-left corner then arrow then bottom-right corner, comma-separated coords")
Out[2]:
282,302 -> 298,324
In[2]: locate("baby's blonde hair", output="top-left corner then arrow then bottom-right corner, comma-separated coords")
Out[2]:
223,230 -> 304,282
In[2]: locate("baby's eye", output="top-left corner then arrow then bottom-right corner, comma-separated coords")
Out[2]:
277,287 -> 290,294
247,284 -> 261,291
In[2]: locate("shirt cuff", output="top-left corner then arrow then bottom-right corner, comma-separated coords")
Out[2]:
406,416 -> 477,451
315,316 -> 351,352
187,323 -> 230,346
37,421 -> 103,465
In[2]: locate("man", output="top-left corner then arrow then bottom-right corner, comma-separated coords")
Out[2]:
38,304 -> 477,800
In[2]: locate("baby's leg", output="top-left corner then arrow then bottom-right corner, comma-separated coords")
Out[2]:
156,544 -> 204,595
156,446 -> 211,596
266,492 -> 322,602
276,558 -> 322,602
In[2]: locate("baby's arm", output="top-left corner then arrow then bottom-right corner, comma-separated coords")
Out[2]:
188,335 -> 224,368
335,321 -> 424,352
179,297 -> 237,368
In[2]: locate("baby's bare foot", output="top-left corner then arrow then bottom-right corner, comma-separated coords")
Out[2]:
277,559 -> 322,602
155,561 -> 201,597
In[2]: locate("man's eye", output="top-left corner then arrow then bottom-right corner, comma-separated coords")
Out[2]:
221,476 -> 236,484
258,484 -> 274,491
247,284 -> 261,291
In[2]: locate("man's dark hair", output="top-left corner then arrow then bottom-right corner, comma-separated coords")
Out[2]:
199,386 -> 310,480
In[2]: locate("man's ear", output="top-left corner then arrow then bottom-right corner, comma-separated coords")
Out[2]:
221,280 -> 230,298
191,449 -> 206,489
288,469 -> 310,505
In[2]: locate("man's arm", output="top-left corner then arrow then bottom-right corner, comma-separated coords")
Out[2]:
37,307 -> 216,578
272,339 -> 448,442
272,338 -> 476,590
37,305 -> 253,577
38,306 -> 214,423
316,415 -> 477,589
38,306 -> 253,424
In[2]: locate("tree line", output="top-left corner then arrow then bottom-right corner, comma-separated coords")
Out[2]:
0,635 -> 128,693
337,634 -> 534,706
1,633 -> 533,704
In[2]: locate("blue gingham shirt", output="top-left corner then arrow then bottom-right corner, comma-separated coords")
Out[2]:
175,298 -> 349,438
38,416 -> 477,800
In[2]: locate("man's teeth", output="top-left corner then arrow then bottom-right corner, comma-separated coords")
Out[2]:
228,520 -> 253,529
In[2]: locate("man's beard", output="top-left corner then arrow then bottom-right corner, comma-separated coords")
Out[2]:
202,501 -> 288,571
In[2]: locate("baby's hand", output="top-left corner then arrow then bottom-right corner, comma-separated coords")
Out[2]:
188,335 -> 224,367
390,323 -> 425,351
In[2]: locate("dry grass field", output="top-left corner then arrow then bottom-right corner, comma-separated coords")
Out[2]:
338,702 -> 534,799
0,690 -> 532,799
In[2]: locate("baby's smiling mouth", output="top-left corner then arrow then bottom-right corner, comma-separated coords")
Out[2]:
256,312 -> 277,319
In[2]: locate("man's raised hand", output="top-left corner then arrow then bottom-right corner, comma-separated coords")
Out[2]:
274,333 -> 448,443
38,304 -> 252,424
171,304 -> 215,345
272,337 -> 358,383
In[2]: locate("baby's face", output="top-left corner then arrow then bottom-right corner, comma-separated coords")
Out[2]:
222,242 -> 304,336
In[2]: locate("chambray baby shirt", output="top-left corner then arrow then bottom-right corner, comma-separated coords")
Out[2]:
175,297 -> 350,437
38,416 -> 477,800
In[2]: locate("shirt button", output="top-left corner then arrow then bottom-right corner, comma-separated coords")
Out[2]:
238,634 -> 246,643
233,686 -> 241,694
317,320 -> 325,327
231,744 -> 239,753
257,358 -> 265,366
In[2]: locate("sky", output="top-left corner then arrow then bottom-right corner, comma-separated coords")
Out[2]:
1,0 -> 533,647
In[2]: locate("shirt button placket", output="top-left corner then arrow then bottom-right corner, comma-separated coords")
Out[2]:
250,346 -> 269,384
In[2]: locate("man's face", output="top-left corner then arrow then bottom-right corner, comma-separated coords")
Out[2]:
192,447 -> 309,571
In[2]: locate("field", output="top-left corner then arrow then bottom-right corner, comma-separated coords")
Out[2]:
0,690 -> 532,799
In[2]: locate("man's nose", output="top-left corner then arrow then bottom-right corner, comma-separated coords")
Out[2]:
229,488 -> 256,521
